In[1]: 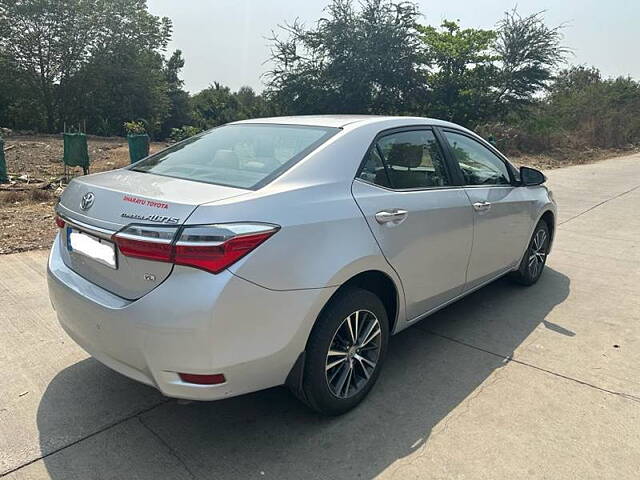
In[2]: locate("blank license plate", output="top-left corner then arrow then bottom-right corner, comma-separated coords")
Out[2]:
67,228 -> 117,269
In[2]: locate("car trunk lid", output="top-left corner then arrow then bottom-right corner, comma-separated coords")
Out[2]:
56,169 -> 248,299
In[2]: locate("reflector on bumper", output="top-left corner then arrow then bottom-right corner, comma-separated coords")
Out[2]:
178,373 -> 226,385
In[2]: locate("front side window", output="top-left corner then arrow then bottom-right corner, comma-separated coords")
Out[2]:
132,124 -> 339,189
443,131 -> 511,186
359,129 -> 450,189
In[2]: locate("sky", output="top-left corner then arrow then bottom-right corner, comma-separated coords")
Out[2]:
147,0 -> 640,94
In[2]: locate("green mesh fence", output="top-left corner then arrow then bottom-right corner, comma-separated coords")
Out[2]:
63,133 -> 90,174
0,137 -> 7,183
127,134 -> 150,164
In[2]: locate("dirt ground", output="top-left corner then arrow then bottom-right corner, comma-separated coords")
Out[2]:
0,134 -> 636,254
0,135 -> 165,254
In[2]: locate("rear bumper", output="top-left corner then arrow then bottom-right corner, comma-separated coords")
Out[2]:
47,234 -> 336,401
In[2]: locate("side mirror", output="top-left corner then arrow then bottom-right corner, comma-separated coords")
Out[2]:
520,166 -> 546,186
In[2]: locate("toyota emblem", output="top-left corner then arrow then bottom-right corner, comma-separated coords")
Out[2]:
80,192 -> 95,211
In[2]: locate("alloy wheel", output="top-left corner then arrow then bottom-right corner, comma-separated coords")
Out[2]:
325,310 -> 382,399
528,228 -> 548,278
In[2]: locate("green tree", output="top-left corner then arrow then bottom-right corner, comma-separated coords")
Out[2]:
190,84 -> 272,131
0,52 -> 45,130
191,83 -> 241,130
418,20 -> 498,125
65,0 -> 172,136
70,48 -> 171,136
0,0 -> 172,134
236,86 -> 270,119
159,50 -> 192,138
265,0 -> 424,115
493,9 -> 569,113
0,0 -> 104,131
549,65 -> 601,96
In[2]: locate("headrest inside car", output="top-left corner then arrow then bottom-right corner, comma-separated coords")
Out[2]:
388,143 -> 423,168
212,149 -> 239,169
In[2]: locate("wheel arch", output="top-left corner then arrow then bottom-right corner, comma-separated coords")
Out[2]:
540,209 -> 556,251
285,268 -> 402,402
327,270 -> 401,335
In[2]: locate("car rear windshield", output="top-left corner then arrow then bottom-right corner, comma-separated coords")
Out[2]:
131,124 -> 339,189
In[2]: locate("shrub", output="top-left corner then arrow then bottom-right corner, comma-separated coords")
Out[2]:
123,121 -> 147,135
170,125 -> 201,142
480,67 -> 640,157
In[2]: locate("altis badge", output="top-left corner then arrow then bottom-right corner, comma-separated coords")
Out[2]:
121,213 -> 180,224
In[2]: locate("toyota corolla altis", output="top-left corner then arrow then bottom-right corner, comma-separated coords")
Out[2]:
48,115 -> 556,415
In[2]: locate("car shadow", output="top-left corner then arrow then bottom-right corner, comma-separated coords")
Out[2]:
36,267 -> 570,479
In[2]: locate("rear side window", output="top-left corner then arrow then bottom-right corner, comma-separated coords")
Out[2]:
443,131 -> 511,186
132,124 -> 339,189
359,129 -> 450,189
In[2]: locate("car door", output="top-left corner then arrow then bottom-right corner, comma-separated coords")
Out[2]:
440,129 -> 533,290
352,127 -> 474,321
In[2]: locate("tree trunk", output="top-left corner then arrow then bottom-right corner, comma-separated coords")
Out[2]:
41,82 -> 55,133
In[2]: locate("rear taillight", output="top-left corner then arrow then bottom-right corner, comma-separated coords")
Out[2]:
173,224 -> 278,274
55,215 -> 65,228
115,236 -> 173,262
112,223 -> 278,274
112,224 -> 177,262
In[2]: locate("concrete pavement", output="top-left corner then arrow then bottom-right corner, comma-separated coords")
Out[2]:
1,153 -> 639,479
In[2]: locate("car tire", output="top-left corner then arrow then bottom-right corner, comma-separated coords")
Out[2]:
510,219 -> 550,286
299,287 -> 389,416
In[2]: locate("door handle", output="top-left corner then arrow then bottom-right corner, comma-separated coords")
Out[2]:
472,201 -> 491,212
375,209 -> 408,225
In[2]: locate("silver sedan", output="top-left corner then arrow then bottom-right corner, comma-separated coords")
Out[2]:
48,115 -> 556,415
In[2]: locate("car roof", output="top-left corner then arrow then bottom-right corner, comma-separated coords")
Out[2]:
233,114 -> 465,130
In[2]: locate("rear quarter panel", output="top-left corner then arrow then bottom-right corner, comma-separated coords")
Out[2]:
186,182 -> 401,292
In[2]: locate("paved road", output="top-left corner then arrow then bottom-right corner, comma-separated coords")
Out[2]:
1,153 -> 639,479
